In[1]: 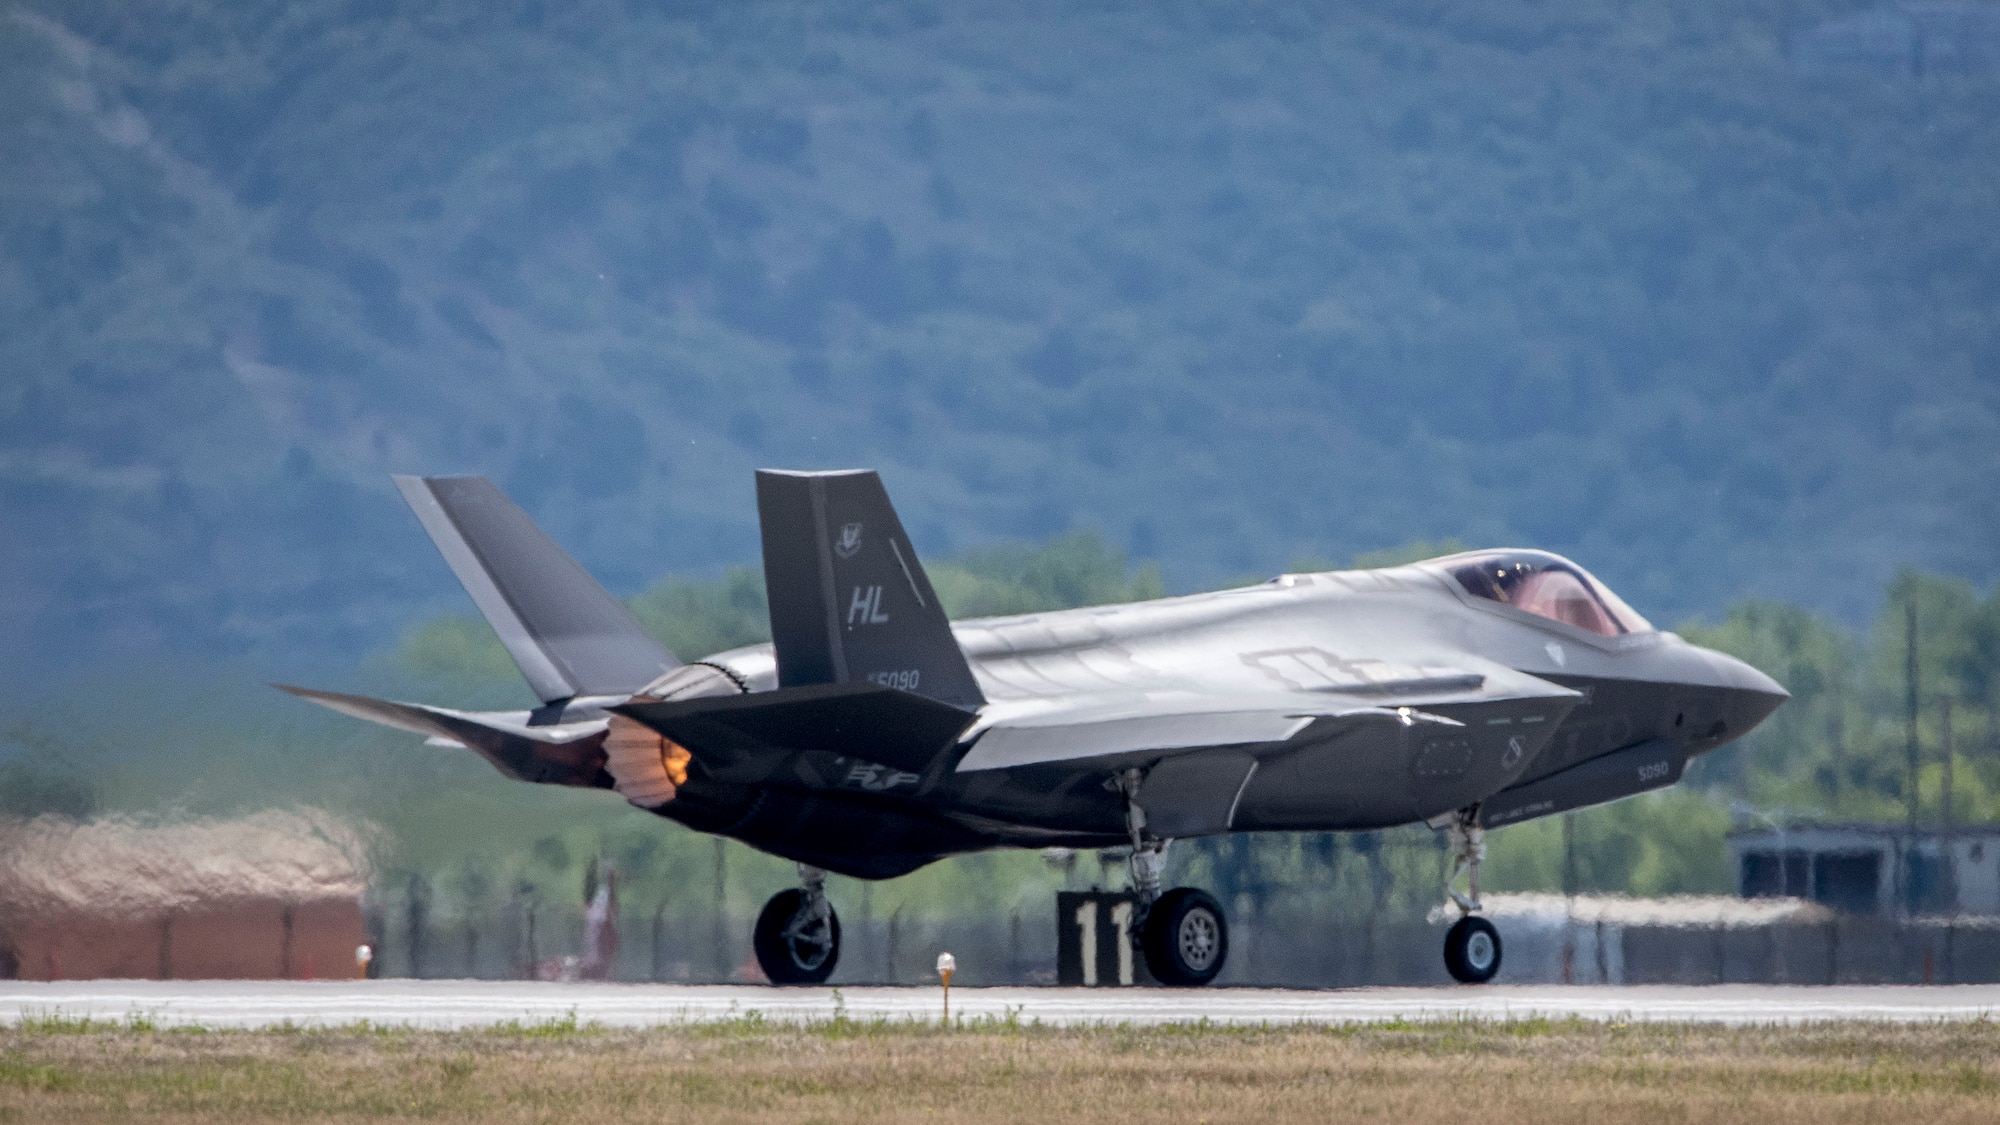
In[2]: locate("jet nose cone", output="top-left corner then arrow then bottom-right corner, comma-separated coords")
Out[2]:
1706,649 -> 1789,736
1719,651 -> 1788,700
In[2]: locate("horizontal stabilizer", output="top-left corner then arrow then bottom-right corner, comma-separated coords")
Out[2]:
1478,738 -> 1686,828
756,469 -> 984,709
274,683 -> 458,739
614,682 -> 978,777
274,684 -> 609,788
395,474 -> 677,702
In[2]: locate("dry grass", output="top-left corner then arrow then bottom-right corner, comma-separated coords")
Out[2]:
3,1011 -> 1998,1123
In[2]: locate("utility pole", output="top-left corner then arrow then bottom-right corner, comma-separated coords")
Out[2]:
1561,812 -> 1577,984
1829,661 -> 1846,810
1562,813 -> 1577,901
1902,596 -> 1920,918
1941,695 -> 1955,832
1905,598 -> 1921,829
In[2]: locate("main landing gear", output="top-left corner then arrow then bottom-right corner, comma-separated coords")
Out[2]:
1119,771 -> 1229,986
748,768 -> 1239,988
1143,884 -> 1228,985
1440,807 -> 1502,984
753,864 -> 841,984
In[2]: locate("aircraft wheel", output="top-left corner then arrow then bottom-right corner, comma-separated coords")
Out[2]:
753,888 -> 841,985
1141,887 -> 1228,986
1443,915 -> 1502,984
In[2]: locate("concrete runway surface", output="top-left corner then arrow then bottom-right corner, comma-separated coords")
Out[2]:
5,981 -> 2000,1029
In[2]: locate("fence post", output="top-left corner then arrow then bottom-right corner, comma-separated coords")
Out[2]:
363,904 -> 385,979
652,904 -> 666,982
1009,908 -> 1022,984
406,874 -> 428,979
886,907 -> 902,984
525,904 -> 538,974
711,838 -> 727,982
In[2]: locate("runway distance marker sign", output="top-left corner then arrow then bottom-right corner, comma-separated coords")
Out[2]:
1056,891 -> 1156,987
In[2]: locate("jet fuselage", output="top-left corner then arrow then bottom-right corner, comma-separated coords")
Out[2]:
612,553 -> 1782,878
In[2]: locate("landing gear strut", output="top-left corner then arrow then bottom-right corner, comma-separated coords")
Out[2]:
753,864 -> 841,985
1440,807 -> 1502,984
1116,769 -> 1229,986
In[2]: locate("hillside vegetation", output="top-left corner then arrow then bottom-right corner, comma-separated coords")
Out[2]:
3,0 -> 1998,671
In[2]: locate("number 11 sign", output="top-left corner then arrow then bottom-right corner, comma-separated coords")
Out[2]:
1055,891 -> 1154,986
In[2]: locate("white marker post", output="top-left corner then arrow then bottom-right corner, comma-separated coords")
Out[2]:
936,951 -> 956,1023
355,944 -> 373,979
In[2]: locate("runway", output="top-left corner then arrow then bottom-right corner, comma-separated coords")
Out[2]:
6,980 -> 2000,1029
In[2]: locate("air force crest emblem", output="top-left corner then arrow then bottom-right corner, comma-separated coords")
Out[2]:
834,522 -> 864,559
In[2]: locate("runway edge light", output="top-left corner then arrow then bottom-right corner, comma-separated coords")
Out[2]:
937,952 -> 956,1022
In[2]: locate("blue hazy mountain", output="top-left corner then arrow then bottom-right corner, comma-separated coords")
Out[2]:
4,0 -> 1997,668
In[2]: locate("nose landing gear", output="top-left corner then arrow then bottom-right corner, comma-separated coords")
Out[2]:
753,864 -> 841,985
1439,807 -> 1502,983
1443,915 -> 1501,983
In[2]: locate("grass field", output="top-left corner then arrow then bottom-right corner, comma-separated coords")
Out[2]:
4,1013 -> 1998,1123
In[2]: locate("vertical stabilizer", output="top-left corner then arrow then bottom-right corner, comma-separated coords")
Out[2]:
755,469 -> 984,709
394,475 -> 678,702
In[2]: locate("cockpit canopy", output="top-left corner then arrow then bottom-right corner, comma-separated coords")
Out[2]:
1432,550 -> 1652,638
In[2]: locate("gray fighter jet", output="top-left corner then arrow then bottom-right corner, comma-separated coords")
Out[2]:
282,470 -> 1786,986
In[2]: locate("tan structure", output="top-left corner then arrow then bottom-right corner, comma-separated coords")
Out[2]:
0,810 -> 369,981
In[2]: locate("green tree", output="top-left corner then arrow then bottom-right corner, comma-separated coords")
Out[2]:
1858,572 -> 2000,825
1486,790 -> 1733,897
933,530 -> 1164,618
1678,600 -> 1857,811
394,616 -> 523,683
1671,572 -> 2000,829
627,567 -> 771,657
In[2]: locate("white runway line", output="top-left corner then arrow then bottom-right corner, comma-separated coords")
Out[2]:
4,981 -> 2000,1030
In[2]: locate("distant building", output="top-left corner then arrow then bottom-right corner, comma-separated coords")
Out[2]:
1791,2 -> 2000,76
0,811 -> 369,980
1728,823 -> 2000,917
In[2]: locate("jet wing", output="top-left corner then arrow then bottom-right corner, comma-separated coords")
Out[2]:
956,662 -> 1580,837
953,692 -> 1463,773
954,657 -> 1577,774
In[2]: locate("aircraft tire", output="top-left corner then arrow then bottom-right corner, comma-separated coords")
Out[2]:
753,888 -> 841,985
1140,887 -> 1228,986
1443,915 -> 1502,984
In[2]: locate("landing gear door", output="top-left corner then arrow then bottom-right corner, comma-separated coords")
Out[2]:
1134,750 -> 1259,838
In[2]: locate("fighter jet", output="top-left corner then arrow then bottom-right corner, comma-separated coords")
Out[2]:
281,469 -> 1786,986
